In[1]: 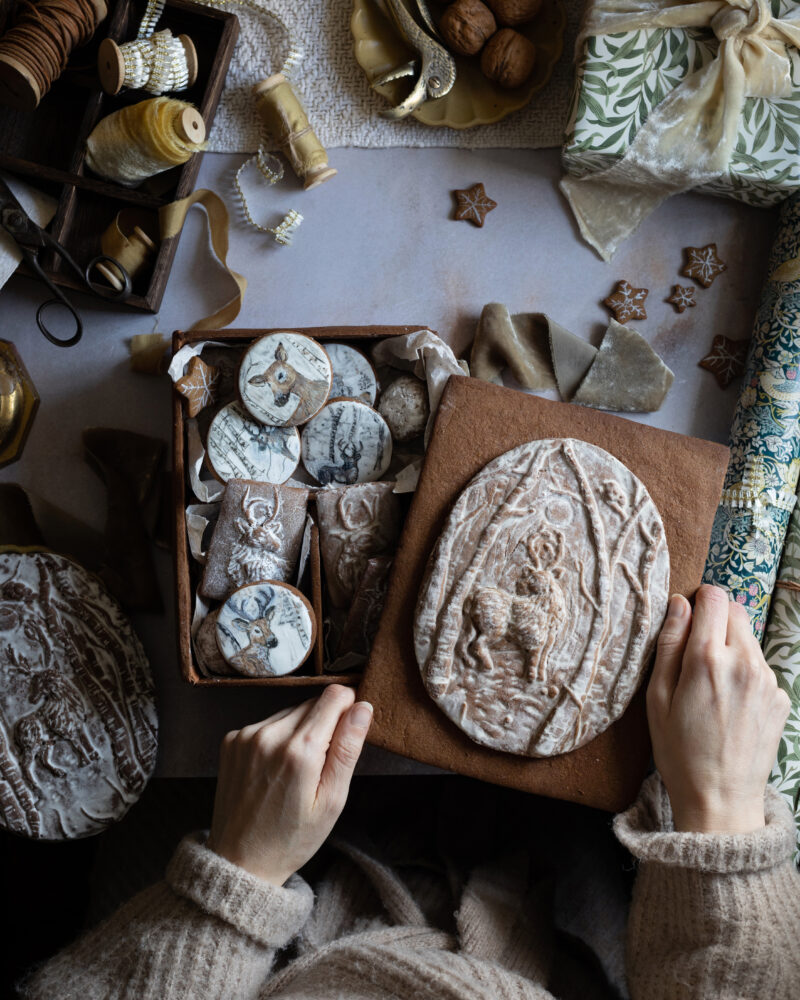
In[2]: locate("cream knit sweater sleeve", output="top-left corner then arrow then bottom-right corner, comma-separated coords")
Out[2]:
19,833 -> 314,1000
615,771 -> 800,1000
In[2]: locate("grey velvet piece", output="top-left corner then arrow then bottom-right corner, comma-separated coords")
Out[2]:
547,319 -> 598,401
572,320 -> 674,413
471,304 -> 556,391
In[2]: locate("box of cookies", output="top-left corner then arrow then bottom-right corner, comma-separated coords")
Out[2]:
170,325 -> 463,687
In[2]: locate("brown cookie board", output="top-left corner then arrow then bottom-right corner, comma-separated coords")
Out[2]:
358,375 -> 730,812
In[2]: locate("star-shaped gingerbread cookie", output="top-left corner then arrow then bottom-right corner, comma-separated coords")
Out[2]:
667,284 -> 696,313
454,183 -> 497,227
698,335 -> 748,388
176,355 -> 221,418
682,244 -> 727,287
603,280 -> 648,323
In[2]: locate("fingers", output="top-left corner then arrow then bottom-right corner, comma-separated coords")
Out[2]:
725,598 -> 757,648
688,584 -> 730,650
648,594 -> 692,710
317,701 -> 373,810
293,685 -> 356,753
234,698 -> 316,744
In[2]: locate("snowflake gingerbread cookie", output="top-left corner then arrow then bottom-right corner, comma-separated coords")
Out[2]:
682,244 -> 727,287
698,335 -> 749,388
603,280 -> 648,323
667,285 -> 696,313
176,356 -> 221,418
453,183 -> 497,227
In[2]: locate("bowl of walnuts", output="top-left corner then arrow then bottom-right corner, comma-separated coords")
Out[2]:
352,0 -> 567,128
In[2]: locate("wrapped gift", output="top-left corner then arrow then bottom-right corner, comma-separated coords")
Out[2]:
560,0 -> 800,259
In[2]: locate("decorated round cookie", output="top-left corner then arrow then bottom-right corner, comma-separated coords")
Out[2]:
216,581 -> 316,677
325,343 -> 378,405
414,438 -> 669,758
301,399 -> 392,486
239,333 -> 332,427
0,549 -> 157,840
207,402 -> 300,485
193,608 -> 235,676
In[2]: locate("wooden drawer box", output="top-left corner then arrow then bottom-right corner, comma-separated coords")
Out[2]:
173,325 -> 427,687
0,0 -> 238,312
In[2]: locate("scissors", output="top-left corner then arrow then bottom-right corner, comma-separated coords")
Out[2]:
373,0 -> 457,119
0,177 -> 133,348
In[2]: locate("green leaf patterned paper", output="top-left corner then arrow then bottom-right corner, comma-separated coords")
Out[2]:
563,0 -> 800,207
763,503 -> 800,861
703,192 -> 800,638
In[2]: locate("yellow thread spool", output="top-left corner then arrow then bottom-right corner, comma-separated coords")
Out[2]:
253,74 -> 336,191
85,97 -> 206,187
95,209 -> 159,290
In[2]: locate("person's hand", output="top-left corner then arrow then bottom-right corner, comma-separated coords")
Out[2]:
646,584 -> 790,834
207,684 -> 373,885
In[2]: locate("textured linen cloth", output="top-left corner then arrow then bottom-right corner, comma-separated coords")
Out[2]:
19,772 -> 800,1000
203,0 -> 581,153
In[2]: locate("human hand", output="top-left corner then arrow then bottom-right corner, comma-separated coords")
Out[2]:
207,685 -> 373,885
646,584 -> 790,834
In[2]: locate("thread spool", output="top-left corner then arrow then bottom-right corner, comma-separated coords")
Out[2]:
85,97 -> 205,187
98,31 -> 198,95
0,0 -> 107,110
253,74 -> 336,191
94,208 -> 159,290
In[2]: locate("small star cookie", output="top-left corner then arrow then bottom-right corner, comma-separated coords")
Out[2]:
603,280 -> 648,324
667,284 -> 696,313
176,355 -> 221,417
454,183 -> 497,227
682,244 -> 727,287
698,335 -> 748,388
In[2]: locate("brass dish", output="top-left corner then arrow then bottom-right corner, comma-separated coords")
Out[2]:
0,341 -> 39,469
351,0 -> 567,129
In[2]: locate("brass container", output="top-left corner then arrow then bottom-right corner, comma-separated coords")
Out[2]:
0,341 -> 39,469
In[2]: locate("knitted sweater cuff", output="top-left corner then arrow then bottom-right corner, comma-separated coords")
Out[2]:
166,833 -> 314,948
614,772 -> 796,874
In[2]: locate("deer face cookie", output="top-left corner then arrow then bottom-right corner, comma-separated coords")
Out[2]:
206,402 -> 301,485
301,399 -> 392,486
415,439 -> 669,758
239,333 -> 332,427
325,343 -> 378,404
216,581 -> 316,677
201,481 -> 309,601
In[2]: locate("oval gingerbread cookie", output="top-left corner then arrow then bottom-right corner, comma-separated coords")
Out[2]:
207,402 -> 300,485
325,343 -> 378,405
301,399 -> 392,486
239,332 -> 332,427
215,581 -> 316,677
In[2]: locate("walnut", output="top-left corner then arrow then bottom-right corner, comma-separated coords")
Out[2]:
485,0 -> 543,26
439,0 -> 497,57
480,29 -> 536,88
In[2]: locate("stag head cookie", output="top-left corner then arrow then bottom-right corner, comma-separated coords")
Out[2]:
301,399 -> 392,486
316,482 -> 401,607
216,581 -> 316,677
206,402 -> 301,485
239,333 -> 332,427
414,438 -> 669,758
0,549 -> 157,840
325,343 -> 378,405
201,480 -> 309,601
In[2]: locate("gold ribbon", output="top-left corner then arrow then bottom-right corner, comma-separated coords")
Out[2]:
561,0 -> 800,261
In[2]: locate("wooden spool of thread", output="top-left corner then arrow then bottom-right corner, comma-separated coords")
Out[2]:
253,74 -> 336,191
85,97 -> 206,187
95,208 -> 159,290
0,0 -> 107,110
98,31 -> 198,96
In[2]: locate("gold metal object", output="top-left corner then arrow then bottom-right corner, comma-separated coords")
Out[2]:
0,341 -> 39,469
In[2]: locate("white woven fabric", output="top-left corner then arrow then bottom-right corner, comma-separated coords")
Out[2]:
203,0 -> 581,153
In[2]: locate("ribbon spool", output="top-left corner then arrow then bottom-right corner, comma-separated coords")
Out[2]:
0,0 -> 107,110
97,31 -> 198,95
95,209 -> 159,290
253,73 -> 336,191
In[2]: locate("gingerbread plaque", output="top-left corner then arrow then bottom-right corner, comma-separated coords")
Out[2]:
301,400 -> 392,486
326,343 -> 378,404
415,439 -> 669,758
206,402 -> 301,485
239,333 -> 332,427
0,549 -> 157,840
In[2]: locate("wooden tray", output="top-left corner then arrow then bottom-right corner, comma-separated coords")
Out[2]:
172,325 -> 429,687
0,0 -> 238,312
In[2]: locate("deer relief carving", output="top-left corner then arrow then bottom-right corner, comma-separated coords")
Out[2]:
458,527 -> 568,683
248,342 -> 330,423
329,492 -> 391,598
227,486 -> 288,588
226,594 -> 279,676
11,658 -> 100,790
316,440 -> 363,486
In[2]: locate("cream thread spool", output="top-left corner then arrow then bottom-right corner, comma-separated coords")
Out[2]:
253,74 -> 336,191
98,31 -> 198,95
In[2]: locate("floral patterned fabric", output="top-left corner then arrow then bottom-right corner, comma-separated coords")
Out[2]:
703,192 -> 800,637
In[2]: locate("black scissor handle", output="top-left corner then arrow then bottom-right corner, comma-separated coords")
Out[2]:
85,254 -> 133,301
36,290 -> 83,348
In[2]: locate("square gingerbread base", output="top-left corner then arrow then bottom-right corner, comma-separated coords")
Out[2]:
359,376 -> 730,812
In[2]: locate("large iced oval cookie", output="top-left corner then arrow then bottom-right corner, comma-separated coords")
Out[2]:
239,333 -> 332,427
415,438 -> 669,758
326,343 -> 378,404
0,549 -> 157,840
207,402 -> 300,485
301,399 -> 392,485
216,581 -> 316,677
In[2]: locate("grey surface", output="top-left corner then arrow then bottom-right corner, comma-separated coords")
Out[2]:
0,147 -> 779,776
